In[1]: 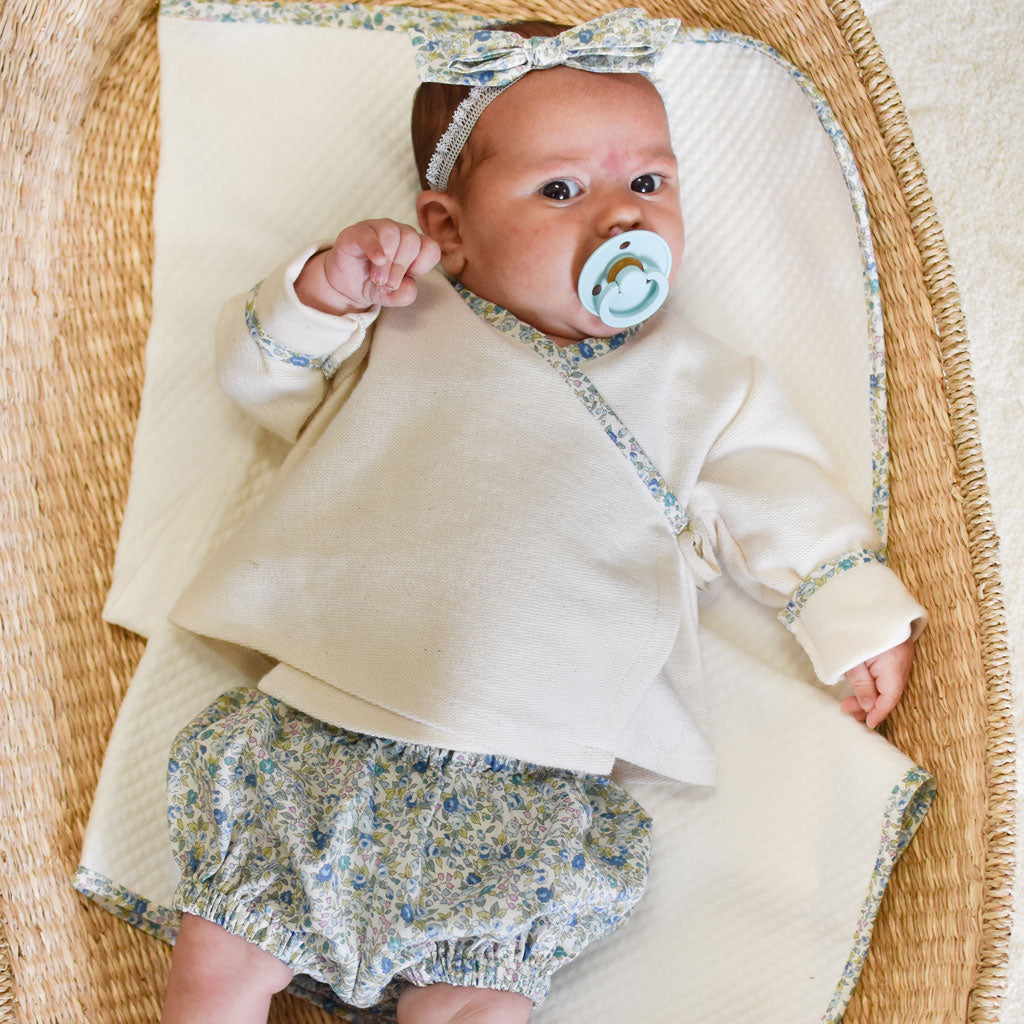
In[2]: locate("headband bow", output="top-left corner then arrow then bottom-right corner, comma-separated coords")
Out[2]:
413,9 -> 680,88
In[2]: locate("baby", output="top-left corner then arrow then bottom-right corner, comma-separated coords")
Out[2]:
161,11 -> 924,1024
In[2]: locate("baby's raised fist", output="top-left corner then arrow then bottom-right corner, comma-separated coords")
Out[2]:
295,219 -> 441,316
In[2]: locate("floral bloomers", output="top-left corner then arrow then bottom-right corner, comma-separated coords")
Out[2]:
167,688 -> 653,1007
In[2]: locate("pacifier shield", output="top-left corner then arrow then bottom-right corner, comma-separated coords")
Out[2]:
577,230 -> 673,329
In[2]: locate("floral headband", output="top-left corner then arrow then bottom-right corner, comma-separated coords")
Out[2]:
410,8 -> 680,191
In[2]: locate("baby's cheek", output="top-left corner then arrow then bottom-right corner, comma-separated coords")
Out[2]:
504,221 -> 549,261
503,240 -> 560,292
659,215 -> 685,273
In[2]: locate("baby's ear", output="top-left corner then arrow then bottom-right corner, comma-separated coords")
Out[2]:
416,190 -> 466,275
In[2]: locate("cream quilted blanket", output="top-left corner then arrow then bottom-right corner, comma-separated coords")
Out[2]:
75,4 -> 933,1021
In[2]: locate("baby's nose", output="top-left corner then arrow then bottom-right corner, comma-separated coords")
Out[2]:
598,191 -> 644,237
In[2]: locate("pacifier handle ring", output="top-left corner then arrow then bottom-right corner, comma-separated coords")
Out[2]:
596,269 -> 669,328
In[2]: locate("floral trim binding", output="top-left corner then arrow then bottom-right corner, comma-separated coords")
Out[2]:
778,549 -> 887,628
159,0 -> 484,33
245,282 -> 347,378
674,27 -> 890,547
454,284 -> 640,364
822,766 -> 936,1023
72,865 -> 179,944
72,765 -> 934,1022
452,280 -> 689,536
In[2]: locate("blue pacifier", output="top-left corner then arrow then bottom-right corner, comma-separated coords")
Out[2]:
577,230 -> 673,329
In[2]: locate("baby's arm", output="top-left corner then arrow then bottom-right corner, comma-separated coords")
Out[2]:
217,221 -> 439,442
688,356 -> 925,722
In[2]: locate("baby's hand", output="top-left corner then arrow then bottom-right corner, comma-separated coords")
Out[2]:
839,636 -> 915,729
295,219 -> 441,316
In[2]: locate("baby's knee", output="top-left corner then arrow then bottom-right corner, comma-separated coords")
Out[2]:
396,982 -> 532,1024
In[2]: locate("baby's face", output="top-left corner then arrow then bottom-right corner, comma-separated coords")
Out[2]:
435,67 -> 684,346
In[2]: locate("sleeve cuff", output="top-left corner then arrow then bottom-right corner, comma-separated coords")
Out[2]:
249,243 -> 380,371
781,557 -> 927,684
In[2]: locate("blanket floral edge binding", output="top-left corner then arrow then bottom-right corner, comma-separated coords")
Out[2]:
76,2 -> 929,1021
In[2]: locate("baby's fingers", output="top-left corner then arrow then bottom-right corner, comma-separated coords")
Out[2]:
379,227 -> 440,296
332,219 -> 407,277
323,221 -> 395,303
839,694 -> 868,722
862,638 -> 913,728
845,660 -> 878,717
864,691 -> 900,730
328,220 -> 438,307
382,244 -> 442,307
351,220 -> 405,287
406,234 -> 442,279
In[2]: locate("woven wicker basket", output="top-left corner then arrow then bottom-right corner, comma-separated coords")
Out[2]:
0,0 -> 1015,1021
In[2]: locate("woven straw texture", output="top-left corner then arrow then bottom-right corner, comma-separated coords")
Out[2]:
0,0 -> 1015,1021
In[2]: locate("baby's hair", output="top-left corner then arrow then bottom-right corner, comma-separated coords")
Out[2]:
410,19 -> 569,192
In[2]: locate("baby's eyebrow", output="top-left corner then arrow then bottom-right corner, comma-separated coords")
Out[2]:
524,148 -> 678,175
630,146 -> 679,164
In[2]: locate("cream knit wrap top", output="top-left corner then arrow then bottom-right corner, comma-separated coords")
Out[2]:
171,248 -> 925,783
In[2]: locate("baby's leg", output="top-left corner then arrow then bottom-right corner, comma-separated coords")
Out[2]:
396,983 -> 532,1024
161,913 -> 294,1024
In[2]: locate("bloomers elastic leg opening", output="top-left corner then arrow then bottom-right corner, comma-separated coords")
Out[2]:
174,881 -> 309,969
400,935 -> 551,1005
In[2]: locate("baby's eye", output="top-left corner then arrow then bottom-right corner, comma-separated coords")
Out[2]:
540,179 -> 582,201
631,173 -> 663,194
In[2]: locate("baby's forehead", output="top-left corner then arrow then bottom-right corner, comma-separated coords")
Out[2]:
508,66 -> 664,114
473,68 -> 673,157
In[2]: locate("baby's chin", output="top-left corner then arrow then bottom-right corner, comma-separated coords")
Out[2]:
538,308 -> 620,347
494,292 -> 615,347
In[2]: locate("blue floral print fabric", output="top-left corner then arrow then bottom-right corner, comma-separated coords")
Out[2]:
410,8 -> 679,88
167,688 -> 653,1008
